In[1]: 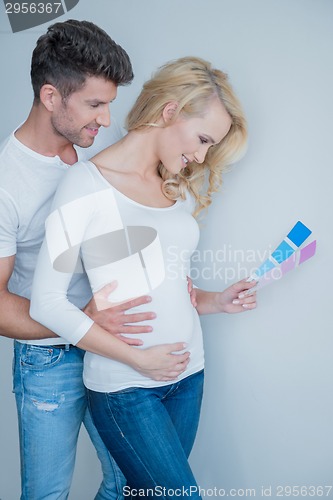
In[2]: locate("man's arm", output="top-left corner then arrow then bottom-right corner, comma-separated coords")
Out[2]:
0,255 -> 157,344
194,278 -> 257,316
0,255 -> 56,339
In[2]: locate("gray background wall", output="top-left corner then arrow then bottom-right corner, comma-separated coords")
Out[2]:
0,1 -> 332,498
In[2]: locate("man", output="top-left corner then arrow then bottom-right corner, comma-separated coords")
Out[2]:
0,20 -> 190,499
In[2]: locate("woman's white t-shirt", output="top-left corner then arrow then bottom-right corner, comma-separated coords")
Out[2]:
30,160 -> 204,392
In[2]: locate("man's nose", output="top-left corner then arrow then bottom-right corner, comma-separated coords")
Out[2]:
96,106 -> 111,127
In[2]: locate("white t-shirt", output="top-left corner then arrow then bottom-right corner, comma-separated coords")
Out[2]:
30,160 -> 204,392
0,121 -> 123,344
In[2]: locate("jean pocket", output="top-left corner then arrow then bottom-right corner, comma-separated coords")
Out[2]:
20,345 -> 64,370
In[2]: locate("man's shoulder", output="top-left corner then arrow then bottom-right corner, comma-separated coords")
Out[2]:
0,132 -> 28,168
0,133 -> 62,204
0,134 -> 20,190
0,133 -> 13,157
0,134 -> 24,186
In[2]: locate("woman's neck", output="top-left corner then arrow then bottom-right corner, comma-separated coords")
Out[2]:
93,128 -> 162,179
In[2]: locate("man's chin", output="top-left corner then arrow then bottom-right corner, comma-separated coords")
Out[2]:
76,137 -> 95,149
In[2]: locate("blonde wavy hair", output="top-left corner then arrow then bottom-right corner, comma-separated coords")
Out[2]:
126,57 -> 247,217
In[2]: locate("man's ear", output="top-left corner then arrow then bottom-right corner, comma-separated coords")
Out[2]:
39,84 -> 60,112
162,101 -> 179,124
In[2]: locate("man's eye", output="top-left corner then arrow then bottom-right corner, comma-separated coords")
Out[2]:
90,104 -> 100,108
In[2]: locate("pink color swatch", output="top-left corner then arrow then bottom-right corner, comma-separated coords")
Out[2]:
299,240 -> 317,264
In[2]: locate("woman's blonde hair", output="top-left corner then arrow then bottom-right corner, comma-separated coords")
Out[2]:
126,57 -> 247,217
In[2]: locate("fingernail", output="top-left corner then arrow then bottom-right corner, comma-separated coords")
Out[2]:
232,299 -> 240,305
242,304 -> 249,308
238,294 -> 245,299
183,343 -> 188,349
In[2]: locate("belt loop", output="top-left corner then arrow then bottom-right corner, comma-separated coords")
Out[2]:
65,344 -> 70,352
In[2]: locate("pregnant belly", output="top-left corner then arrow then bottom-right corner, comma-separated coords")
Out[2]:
121,283 -> 195,348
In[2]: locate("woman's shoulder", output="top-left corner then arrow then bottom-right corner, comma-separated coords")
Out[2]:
90,141 -> 120,168
52,160 -> 105,209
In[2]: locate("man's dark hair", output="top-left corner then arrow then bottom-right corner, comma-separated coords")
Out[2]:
31,19 -> 134,101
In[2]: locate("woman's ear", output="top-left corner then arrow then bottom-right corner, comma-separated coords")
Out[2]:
39,84 -> 60,112
162,101 -> 179,124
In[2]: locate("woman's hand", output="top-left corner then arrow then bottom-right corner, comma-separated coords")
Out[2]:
194,279 -> 257,315
133,343 -> 190,381
187,276 -> 197,307
215,278 -> 257,314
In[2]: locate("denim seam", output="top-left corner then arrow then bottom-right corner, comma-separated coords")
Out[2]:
103,392 -> 163,491
16,345 -> 28,498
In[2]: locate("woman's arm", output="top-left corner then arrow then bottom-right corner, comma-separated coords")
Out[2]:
76,323 -> 189,381
193,279 -> 257,315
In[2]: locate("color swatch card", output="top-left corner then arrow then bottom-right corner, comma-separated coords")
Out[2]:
247,221 -> 316,291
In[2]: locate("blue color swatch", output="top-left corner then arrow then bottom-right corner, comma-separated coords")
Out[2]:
271,240 -> 295,264
287,221 -> 312,247
254,259 -> 275,278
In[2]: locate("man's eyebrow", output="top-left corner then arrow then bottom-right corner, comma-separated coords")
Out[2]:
85,98 -> 115,104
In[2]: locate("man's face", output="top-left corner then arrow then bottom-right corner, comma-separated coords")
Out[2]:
51,76 -> 117,148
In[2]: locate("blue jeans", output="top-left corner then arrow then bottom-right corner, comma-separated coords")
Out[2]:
87,370 -> 204,499
13,341 -> 125,500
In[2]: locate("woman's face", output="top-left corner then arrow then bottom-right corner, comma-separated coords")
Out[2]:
158,97 -> 232,174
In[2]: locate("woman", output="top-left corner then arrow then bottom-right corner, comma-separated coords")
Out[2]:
31,56 -> 256,496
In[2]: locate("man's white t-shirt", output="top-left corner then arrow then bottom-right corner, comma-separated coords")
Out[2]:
0,121 -> 123,344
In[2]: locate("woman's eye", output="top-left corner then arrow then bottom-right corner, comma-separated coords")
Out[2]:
200,137 -> 208,144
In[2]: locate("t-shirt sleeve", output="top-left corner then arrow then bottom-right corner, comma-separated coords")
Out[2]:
30,163 -> 96,345
0,188 -> 19,257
